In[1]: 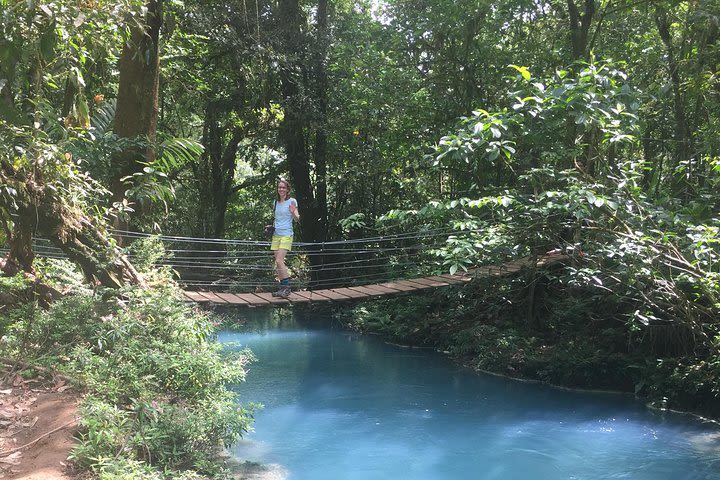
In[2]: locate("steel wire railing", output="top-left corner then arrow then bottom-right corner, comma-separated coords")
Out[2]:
1,228 -> 474,292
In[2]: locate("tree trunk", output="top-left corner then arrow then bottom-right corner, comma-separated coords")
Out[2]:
195,100 -> 244,240
312,0 -> 330,242
655,7 -> 691,195
110,0 -> 163,224
0,163 -> 142,288
688,13 -> 717,188
567,0 -> 595,60
7,208 -> 35,273
565,0 -> 600,175
61,75 -> 78,120
277,0 -> 339,286
278,0 -> 314,237
0,157 -> 34,274
582,125 -> 600,176
0,51 -> 21,124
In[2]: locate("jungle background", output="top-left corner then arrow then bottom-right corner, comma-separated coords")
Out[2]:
1,0 -> 719,477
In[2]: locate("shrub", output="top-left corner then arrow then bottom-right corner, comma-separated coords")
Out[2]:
2,272 -> 254,478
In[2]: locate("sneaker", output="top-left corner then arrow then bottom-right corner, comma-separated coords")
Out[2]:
271,286 -> 291,298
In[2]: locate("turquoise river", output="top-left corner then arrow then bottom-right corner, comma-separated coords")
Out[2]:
220,311 -> 720,480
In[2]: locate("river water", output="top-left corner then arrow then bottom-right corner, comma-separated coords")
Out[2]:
221,310 -> 720,480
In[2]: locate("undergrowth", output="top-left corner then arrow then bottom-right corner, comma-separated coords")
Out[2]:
0,240 -> 255,479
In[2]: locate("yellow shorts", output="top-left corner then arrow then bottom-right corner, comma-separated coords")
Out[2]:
270,235 -> 293,251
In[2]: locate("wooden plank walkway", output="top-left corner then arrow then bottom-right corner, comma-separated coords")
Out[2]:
182,254 -> 567,307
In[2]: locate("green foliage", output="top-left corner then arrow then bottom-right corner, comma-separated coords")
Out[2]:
155,137 -> 205,174
33,258 -> 90,293
1,276 -> 255,477
0,0 -> 145,124
2,0 -> 719,437
6,294 -> 98,355
118,137 -> 204,222
645,355 -> 720,416
68,130 -> 203,227
124,236 -> 167,272
449,324 -> 529,370
0,0 -> 204,238
533,340 -> 634,389
430,61 -> 640,192
339,212 -> 367,233
0,289 -> 36,341
0,272 -> 30,293
378,58 -> 719,363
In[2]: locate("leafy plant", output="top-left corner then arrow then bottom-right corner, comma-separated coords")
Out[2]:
2,273 -> 255,477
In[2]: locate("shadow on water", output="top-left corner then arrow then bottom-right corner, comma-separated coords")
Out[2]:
219,308 -> 720,480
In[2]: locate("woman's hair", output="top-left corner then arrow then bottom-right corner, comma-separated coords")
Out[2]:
277,178 -> 291,201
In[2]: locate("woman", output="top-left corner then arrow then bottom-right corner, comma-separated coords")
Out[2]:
270,178 -> 300,297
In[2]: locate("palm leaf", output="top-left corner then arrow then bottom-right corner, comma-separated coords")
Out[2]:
91,100 -> 116,133
153,136 -> 204,173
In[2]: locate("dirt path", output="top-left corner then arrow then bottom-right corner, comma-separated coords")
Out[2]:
0,371 -> 80,480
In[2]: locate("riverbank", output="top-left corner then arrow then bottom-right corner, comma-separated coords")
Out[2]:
333,276 -> 720,422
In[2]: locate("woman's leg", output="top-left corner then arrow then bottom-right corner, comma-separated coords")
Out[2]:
271,236 -> 293,297
274,248 -> 289,281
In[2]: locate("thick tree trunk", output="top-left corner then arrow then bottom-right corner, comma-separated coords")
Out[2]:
278,0 -> 333,286
278,0 -> 314,237
110,0 -> 163,221
312,0 -> 329,242
0,163 -> 142,288
61,76 -> 78,120
7,212 -> 34,273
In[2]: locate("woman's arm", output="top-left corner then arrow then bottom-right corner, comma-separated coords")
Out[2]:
289,200 -> 300,222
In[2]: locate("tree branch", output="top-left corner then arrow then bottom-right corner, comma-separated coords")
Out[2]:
230,172 -> 278,195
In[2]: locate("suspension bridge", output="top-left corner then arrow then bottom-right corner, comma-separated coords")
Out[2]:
3,229 -> 568,307
181,255 -> 563,306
